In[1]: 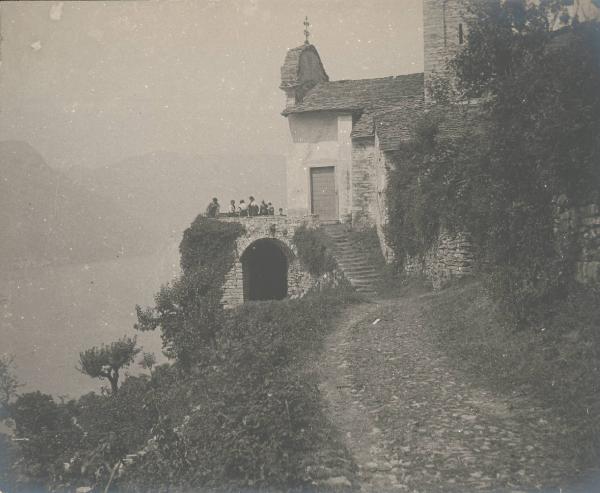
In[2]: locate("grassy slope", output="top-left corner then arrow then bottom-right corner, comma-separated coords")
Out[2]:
422,279 -> 600,467
120,288 -> 363,492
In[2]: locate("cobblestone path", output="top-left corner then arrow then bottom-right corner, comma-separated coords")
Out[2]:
318,296 -> 593,492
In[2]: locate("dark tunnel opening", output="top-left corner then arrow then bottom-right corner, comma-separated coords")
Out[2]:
241,239 -> 288,301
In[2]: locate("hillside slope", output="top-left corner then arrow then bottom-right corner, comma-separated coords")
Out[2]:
66,152 -> 286,239
0,140 -> 153,270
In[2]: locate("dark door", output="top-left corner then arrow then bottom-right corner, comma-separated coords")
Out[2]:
310,166 -> 337,221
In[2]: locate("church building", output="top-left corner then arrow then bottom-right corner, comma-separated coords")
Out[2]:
279,0 -> 466,249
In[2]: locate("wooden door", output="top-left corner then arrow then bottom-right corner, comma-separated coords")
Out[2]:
310,167 -> 337,221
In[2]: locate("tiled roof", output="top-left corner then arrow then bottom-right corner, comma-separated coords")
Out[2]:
371,98 -> 425,150
280,44 -> 328,90
282,72 -> 424,116
375,102 -> 485,153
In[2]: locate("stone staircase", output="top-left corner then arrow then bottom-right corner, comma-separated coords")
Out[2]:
322,224 -> 380,297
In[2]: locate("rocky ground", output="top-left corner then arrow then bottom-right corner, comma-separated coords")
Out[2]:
316,295 -> 597,492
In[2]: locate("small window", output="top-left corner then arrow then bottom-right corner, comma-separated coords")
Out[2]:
458,23 -> 464,45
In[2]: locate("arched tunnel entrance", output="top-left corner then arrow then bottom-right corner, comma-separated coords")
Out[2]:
241,239 -> 288,301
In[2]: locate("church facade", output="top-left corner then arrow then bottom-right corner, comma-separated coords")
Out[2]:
220,0 -> 470,306
280,0 -> 466,257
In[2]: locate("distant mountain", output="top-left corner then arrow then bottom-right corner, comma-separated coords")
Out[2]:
0,141 -> 154,270
66,151 -> 287,240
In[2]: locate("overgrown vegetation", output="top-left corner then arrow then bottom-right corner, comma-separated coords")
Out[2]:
4,215 -> 361,492
135,215 -> 244,368
293,225 -> 337,276
120,289 -> 360,492
385,0 -> 600,325
386,112 -> 484,261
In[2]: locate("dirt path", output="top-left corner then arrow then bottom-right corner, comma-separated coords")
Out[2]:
318,296 -> 590,492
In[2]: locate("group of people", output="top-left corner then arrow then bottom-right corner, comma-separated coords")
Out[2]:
205,196 -> 284,218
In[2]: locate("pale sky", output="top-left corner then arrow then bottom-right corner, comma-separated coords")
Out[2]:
0,0 -> 423,169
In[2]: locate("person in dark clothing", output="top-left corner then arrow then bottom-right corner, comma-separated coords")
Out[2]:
259,200 -> 268,216
278,208 -> 284,216
268,202 -> 275,215
239,199 -> 248,217
206,197 -> 220,217
248,196 -> 258,217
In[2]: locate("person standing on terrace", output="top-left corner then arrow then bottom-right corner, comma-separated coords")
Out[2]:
206,197 -> 220,218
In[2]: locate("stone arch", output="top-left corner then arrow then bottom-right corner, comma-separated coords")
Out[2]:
219,216 -> 318,308
240,238 -> 293,301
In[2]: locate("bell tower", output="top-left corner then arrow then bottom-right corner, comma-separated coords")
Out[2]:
280,18 -> 329,109
423,0 -> 467,102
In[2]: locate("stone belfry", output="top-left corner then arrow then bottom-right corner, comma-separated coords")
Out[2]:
279,17 -> 329,108
422,0 -> 467,102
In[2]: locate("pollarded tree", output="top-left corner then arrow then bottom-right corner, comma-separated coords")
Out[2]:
78,336 -> 141,394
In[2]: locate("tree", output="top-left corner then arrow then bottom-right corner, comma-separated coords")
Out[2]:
10,391 -> 82,489
139,352 -> 156,373
0,354 -> 20,416
78,337 -> 141,394
135,216 -> 244,368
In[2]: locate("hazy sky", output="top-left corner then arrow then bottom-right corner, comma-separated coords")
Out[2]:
0,0 -> 423,169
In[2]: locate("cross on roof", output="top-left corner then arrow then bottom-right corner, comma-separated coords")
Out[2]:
303,16 -> 310,44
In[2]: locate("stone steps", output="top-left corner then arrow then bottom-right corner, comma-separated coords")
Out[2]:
322,224 -> 380,296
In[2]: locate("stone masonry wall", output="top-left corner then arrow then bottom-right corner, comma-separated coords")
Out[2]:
219,215 -> 331,308
405,229 -> 475,289
423,0 -> 466,102
373,138 -> 395,262
555,202 -> 600,284
351,140 -> 378,228
402,201 -> 600,289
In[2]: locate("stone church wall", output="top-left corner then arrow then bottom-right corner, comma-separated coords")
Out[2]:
405,229 -> 475,289
286,113 -> 353,221
372,139 -> 395,262
423,0 -> 466,102
350,139 -> 378,227
555,202 -> 600,284
218,215 -> 339,308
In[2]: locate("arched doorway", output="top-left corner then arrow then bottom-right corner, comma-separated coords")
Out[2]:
241,239 -> 288,301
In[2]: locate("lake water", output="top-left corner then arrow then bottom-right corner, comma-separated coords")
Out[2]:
0,241 -> 181,398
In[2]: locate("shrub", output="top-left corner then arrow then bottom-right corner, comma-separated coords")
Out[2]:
119,289 -> 358,492
293,225 -> 337,276
136,215 -> 244,367
8,374 -> 159,492
9,392 -> 82,490
385,7 -> 600,324
385,111 -> 485,267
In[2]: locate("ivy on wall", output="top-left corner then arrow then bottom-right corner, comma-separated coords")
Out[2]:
136,215 -> 245,367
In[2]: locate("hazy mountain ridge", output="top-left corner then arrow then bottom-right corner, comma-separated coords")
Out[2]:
0,140 -> 154,271
1,141 -> 286,271
66,151 -> 287,239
